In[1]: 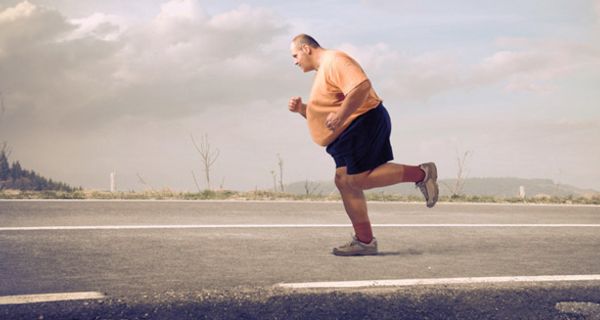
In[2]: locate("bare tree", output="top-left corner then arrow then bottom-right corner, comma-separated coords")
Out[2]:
191,134 -> 220,190
136,173 -> 155,192
304,179 -> 321,197
555,168 -> 562,195
270,170 -> 277,192
441,149 -> 472,198
191,170 -> 202,193
449,150 -> 472,197
277,153 -> 284,192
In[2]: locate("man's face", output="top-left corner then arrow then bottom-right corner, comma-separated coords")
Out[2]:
290,43 -> 312,73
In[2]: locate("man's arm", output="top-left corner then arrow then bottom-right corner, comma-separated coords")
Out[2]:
289,96 -> 307,119
325,80 -> 371,131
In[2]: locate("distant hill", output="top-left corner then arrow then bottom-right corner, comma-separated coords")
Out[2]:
285,177 -> 599,198
0,149 -> 77,192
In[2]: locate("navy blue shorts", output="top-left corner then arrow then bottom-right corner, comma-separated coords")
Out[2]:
326,104 -> 394,175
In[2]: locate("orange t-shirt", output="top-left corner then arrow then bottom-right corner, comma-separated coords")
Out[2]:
306,50 -> 382,146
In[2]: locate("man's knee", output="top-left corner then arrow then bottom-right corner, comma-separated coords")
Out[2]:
335,172 -> 350,190
347,174 -> 370,190
335,168 -> 371,191
335,168 -> 358,192
336,170 -> 370,191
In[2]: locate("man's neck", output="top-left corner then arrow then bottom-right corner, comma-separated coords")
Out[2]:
312,48 -> 326,71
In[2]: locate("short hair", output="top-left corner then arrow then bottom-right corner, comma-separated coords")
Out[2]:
292,34 -> 321,49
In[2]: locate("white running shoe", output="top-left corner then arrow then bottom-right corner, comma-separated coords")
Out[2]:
332,236 -> 378,256
416,162 -> 439,208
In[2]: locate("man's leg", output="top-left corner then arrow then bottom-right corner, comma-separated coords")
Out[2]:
347,163 -> 425,190
332,167 -> 378,256
335,167 -> 372,243
348,162 -> 439,208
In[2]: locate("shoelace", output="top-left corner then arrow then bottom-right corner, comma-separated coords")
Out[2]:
341,236 -> 359,248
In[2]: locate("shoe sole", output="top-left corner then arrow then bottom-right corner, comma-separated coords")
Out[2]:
426,162 -> 439,208
332,249 -> 378,256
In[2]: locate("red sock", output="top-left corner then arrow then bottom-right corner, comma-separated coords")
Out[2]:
402,165 -> 425,183
353,222 -> 373,243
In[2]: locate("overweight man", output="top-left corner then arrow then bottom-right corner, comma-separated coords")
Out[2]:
288,34 -> 439,256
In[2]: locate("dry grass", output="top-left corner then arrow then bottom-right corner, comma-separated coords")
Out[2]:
1,189 -> 599,205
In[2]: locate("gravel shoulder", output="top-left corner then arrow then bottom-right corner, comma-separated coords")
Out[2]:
3,282 -> 600,319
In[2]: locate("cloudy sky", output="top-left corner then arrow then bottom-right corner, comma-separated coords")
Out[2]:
1,0 -> 599,192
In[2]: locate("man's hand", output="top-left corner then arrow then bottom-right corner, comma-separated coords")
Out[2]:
288,96 -> 307,118
288,96 -> 302,113
325,112 -> 341,131
325,80 -> 372,132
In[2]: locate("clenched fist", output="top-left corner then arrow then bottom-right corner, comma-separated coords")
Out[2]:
288,96 -> 303,113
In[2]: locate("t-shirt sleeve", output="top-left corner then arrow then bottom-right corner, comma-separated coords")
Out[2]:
327,54 -> 369,95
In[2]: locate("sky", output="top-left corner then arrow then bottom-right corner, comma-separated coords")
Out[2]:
0,0 -> 599,192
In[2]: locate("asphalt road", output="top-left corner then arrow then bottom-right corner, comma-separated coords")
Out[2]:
1,200 -> 600,319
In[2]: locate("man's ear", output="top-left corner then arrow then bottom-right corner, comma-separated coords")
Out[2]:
302,44 -> 312,55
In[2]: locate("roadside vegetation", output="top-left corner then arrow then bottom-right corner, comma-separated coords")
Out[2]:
1,144 -> 598,204
1,188 -> 599,205
0,148 -> 78,193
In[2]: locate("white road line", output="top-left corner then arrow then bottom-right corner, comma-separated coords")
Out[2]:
0,224 -> 348,231
0,291 -> 105,305
278,274 -> 600,289
1,224 -> 600,231
555,301 -> 600,317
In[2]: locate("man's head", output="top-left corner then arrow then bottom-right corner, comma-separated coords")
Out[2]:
290,34 -> 322,72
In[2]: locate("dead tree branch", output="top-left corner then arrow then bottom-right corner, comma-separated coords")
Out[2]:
136,173 -> 155,192
191,134 -> 220,190
277,153 -> 284,192
191,170 -> 202,193
452,150 -> 471,197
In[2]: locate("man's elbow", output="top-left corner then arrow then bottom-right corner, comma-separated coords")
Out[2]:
354,80 -> 371,93
348,80 -> 372,101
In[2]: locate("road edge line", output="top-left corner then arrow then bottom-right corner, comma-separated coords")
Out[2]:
277,274 -> 600,289
0,291 -> 106,305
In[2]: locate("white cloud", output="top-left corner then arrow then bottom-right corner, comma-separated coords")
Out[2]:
0,0 -> 290,131
68,13 -> 127,41
0,1 -> 117,128
335,34 -> 600,100
91,2 -> 290,125
470,38 -> 600,92
338,42 -> 461,101
157,0 -> 204,22
0,1 -> 35,22
0,0 -> 297,190
0,1 -> 73,50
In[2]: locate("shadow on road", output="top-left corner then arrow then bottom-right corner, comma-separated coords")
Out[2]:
377,249 -> 424,256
